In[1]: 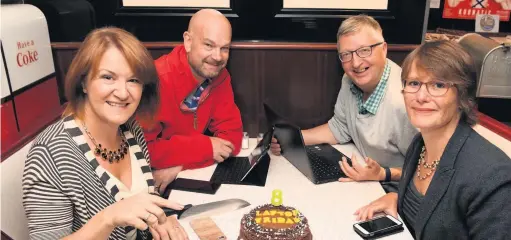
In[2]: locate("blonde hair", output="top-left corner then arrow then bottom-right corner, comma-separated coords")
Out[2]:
63,27 -> 159,124
337,15 -> 383,41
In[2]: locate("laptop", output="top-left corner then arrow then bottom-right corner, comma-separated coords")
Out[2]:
263,103 -> 352,184
210,128 -> 273,187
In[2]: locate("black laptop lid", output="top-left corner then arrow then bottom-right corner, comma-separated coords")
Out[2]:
273,123 -> 316,182
263,103 -> 316,181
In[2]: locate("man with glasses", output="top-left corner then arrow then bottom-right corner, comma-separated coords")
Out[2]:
143,9 -> 243,194
271,15 -> 417,191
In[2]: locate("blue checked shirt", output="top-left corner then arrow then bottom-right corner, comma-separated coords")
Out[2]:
350,62 -> 391,115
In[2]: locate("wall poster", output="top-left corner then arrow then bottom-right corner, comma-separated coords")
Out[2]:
443,0 -> 510,21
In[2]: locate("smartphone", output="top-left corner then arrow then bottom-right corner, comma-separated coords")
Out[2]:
353,215 -> 404,239
163,178 -> 221,198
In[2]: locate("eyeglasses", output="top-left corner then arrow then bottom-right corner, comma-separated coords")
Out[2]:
338,42 -> 384,62
402,80 -> 454,97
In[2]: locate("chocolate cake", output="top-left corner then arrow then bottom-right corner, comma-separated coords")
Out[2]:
238,204 -> 312,240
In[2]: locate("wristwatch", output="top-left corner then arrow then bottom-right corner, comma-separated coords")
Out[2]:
383,167 -> 391,182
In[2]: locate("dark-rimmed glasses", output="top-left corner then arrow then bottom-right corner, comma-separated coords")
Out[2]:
402,80 -> 454,97
338,42 -> 384,62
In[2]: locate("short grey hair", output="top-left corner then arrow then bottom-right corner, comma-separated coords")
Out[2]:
337,15 -> 383,41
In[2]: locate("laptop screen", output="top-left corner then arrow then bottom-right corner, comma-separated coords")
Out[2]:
248,129 -> 272,164
248,147 -> 264,165
241,128 -> 273,180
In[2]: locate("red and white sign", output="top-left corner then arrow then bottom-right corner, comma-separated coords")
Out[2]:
16,40 -> 40,68
1,4 -> 55,91
443,0 -> 511,21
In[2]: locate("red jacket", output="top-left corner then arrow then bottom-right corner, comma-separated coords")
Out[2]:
144,45 -> 243,170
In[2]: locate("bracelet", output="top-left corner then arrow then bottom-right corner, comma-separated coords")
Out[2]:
384,167 -> 391,182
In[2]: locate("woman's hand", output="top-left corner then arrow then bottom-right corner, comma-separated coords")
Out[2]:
103,192 -> 184,230
354,192 -> 398,221
149,215 -> 189,240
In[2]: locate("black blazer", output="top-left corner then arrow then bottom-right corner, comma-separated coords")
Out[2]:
398,123 -> 511,240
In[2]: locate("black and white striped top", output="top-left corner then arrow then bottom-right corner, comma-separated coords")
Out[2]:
22,116 -> 155,240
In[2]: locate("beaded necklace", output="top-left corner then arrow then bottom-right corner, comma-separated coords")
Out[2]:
416,146 -> 440,180
83,124 -> 129,164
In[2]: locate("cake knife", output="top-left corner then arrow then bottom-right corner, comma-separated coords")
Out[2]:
162,198 -> 250,220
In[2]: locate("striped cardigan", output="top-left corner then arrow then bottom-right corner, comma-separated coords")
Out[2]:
22,116 -> 156,240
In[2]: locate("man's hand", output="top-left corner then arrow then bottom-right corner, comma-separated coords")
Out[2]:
210,137 -> 234,162
338,154 -> 385,182
152,166 -> 183,194
270,137 -> 282,156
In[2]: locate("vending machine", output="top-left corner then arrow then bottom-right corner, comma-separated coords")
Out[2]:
1,4 -> 63,240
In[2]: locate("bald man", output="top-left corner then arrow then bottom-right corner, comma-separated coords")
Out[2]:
144,9 -> 243,193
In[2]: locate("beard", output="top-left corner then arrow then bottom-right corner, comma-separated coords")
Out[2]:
190,59 -> 225,79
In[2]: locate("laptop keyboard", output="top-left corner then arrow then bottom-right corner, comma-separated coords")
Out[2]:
305,147 -> 343,183
210,157 -> 250,184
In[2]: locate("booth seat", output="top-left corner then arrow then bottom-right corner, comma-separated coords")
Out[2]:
1,142 -> 32,240
474,124 -> 511,158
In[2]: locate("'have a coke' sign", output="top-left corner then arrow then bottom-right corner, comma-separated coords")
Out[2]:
1,4 -> 54,92
16,40 -> 39,67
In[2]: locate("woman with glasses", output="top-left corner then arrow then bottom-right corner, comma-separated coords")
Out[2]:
354,40 -> 511,239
